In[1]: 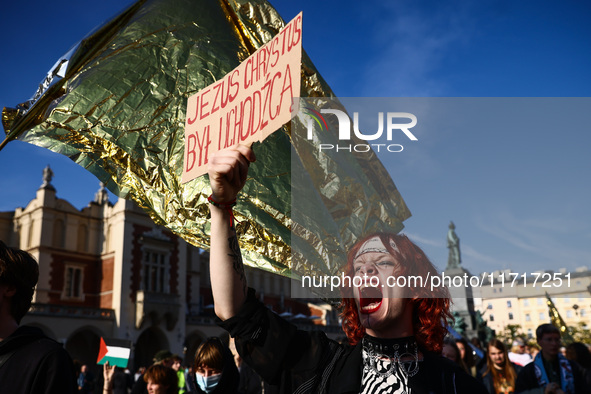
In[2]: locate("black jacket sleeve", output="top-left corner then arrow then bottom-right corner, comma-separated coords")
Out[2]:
218,288 -> 341,393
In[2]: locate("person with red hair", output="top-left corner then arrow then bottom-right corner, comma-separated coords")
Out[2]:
207,145 -> 486,393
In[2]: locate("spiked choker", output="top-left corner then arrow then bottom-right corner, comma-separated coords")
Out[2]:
362,335 -> 421,378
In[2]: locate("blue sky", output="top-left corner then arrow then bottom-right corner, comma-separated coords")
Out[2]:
1,0 -> 590,276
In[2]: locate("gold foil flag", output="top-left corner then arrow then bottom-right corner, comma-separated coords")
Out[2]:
1,0 -> 410,290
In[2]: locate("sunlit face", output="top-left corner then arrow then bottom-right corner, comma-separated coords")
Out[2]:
442,344 -> 457,362
456,342 -> 466,359
488,346 -> 505,369
353,249 -> 413,338
196,365 -> 221,378
538,333 -> 561,359
147,380 -> 165,394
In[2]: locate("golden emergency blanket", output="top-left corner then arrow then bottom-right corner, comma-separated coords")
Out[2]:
1,0 -> 410,296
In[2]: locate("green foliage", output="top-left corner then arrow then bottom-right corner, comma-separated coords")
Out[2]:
496,324 -> 525,346
570,322 -> 591,344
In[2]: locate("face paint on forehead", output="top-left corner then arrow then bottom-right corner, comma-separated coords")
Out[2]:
354,236 -> 399,260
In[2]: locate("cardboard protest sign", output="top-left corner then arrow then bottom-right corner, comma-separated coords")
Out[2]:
182,12 -> 303,182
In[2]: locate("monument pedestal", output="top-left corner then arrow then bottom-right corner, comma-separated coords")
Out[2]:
444,266 -> 477,339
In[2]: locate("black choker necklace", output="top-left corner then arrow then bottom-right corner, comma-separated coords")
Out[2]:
362,336 -> 421,378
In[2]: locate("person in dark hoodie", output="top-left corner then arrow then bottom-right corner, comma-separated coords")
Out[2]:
188,337 -> 239,394
0,240 -> 77,393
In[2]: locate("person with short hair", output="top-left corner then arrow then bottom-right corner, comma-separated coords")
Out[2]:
509,337 -> 533,367
106,363 -> 178,394
131,349 -> 175,394
478,338 -> 521,394
0,240 -> 77,393
78,364 -> 95,393
515,324 -> 586,394
144,364 -> 179,394
189,337 -> 239,393
207,145 -> 487,393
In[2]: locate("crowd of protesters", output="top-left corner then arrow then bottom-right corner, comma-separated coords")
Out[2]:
440,331 -> 591,394
2,163 -> 591,394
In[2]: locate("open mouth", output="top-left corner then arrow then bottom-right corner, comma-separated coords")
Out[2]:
359,286 -> 383,314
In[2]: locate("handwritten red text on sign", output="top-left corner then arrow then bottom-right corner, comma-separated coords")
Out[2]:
182,12 -> 302,182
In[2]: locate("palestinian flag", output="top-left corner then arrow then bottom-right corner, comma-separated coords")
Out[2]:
96,337 -> 131,368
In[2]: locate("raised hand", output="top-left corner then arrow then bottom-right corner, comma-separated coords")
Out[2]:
208,144 -> 256,203
103,362 -> 115,393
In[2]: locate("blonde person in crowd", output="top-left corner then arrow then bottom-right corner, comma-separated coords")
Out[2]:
508,338 -> 532,367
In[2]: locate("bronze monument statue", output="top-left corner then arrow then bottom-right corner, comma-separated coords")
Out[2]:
447,221 -> 461,269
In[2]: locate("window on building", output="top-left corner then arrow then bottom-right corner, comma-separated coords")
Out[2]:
537,298 -> 544,306
106,225 -> 112,252
527,329 -> 533,339
143,250 -> 169,293
64,266 -> 83,299
487,303 -> 493,310
52,219 -> 65,248
27,220 -> 35,248
566,310 -> 573,318
564,296 -> 570,303
489,314 -> 494,322
507,300 -> 512,308
77,224 -> 88,252
509,312 -> 514,320
539,312 -> 546,321
579,294 -> 584,302
581,309 -> 586,317
525,314 -> 531,321
524,299 -> 529,307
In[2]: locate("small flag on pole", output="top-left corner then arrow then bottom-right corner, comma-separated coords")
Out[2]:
96,337 -> 131,368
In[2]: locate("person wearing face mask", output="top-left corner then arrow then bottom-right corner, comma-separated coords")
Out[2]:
207,145 -> 487,393
189,337 -> 239,394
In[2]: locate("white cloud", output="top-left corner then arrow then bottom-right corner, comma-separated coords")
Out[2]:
473,208 -> 591,271
359,2 -> 476,96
